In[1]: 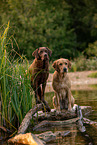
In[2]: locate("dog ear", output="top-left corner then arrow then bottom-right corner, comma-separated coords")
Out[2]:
68,60 -> 71,69
52,60 -> 59,72
46,47 -> 52,56
32,49 -> 39,58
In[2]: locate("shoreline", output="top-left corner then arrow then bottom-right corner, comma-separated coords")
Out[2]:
46,70 -> 97,92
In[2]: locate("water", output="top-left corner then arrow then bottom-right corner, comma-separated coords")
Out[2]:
1,88 -> 97,144
43,89 -> 97,145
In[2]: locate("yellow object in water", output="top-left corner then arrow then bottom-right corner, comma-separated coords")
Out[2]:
8,133 -> 45,145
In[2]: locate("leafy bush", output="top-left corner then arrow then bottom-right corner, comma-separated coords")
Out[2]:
1,0 -> 77,60
71,55 -> 97,72
85,41 -> 97,57
88,72 -> 97,78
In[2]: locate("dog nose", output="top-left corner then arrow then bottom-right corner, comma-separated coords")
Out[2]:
44,54 -> 47,57
63,67 -> 67,72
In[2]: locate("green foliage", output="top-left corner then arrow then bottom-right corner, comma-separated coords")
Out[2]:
0,0 -> 77,60
85,41 -> 97,57
70,55 -> 97,72
0,23 -> 33,130
66,0 -> 97,53
1,0 -> 97,60
88,72 -> 97,78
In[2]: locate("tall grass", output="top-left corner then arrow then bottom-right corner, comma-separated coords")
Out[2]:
0,23 -> 34,132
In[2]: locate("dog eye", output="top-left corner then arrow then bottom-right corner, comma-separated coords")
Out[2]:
40,50 -> 43,54
59,63 -> 62,66
65,62 -> 67,65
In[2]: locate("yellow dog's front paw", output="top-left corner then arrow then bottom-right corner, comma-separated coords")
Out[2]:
68,104 -> 72,111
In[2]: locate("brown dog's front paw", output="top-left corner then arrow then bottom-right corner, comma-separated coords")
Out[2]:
46,106 -> 51,112
36,100 -> 41,104
42,106 -> 51,112
42,100 -> 51,112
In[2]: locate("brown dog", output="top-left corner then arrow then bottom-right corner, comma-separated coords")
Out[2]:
52,58 -> 74,111
29,47 -> 52,112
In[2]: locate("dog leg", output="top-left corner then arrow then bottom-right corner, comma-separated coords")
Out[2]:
41,83 -> 46,101
53,96 -> 57,109
34,82 -> 41,104
41,83 -> 51,112
68,90 -> 72,111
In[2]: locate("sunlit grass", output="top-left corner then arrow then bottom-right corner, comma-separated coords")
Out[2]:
0,23 -> 34,132
88,72 -> 97,78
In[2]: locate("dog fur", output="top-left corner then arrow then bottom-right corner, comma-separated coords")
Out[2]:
52,58 -> 74,111
29,47 -> 52,112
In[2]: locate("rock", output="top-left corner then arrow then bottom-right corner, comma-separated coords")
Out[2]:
36,130 -> 71,143
83,118 -> 97,129
73,104 -> 93,116
54,130 -> 71,137
36,131 -> 56,143
8,133 -> 45,145
81,106 -> 93,116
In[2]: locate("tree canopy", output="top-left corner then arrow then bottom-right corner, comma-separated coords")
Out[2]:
1,0 -> 97,60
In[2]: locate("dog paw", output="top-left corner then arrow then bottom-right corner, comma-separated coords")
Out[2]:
68,105 -> 72,111
36,100 -> 41,104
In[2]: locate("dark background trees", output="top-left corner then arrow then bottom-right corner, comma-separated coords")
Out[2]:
1,0 -> 97,60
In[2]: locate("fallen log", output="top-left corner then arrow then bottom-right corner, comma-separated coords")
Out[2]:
33,117 -> 79,131
18,104 -> 92,134
9,104 -> 93,145
76,106 -> 93,145
33,105 -> 93,121
33,109 -> 77,121
83,118 -> 97,129
76,105 -> 86,132
17,103 -> 43,134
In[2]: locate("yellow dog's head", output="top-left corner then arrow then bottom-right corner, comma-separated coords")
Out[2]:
52,58 -> 71,74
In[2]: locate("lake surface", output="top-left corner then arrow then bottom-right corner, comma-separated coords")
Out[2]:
42,89 -> 97,145
1,88 -> 97,145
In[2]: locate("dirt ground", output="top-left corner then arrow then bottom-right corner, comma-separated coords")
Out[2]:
46,70 -> 97,92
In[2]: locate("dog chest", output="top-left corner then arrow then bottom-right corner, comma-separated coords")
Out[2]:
33,70 -> 49,84
59,76 -> 71,88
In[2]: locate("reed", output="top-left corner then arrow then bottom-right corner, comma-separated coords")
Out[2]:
0,23 -> 34,132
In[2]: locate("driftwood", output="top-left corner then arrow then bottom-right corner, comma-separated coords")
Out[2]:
76,106 -> 93,145
18,103 -> 43,134
33,117 -> 79,131
18,104 -> 92,134
33,109 -> 77,121
7,103 -> 94,145
76,105 -> 86,132
33,105 -> 92,121
83,117 -> 97,129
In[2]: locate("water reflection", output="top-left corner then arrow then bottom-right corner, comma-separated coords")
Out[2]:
44,89 -> 97,144
2,88 -> 97,145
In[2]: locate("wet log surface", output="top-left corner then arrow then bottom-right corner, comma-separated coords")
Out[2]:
36,130 -> 71,143
17,103 -> 43,134
8,104 -> 94,145
18,104 -> 92,135
83,117 -> 97,129
33,117 -> 79,131
76,106 -> 94,145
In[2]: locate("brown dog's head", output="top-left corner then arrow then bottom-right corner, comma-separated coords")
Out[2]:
52,58 -> 71,74
32,47 -> 52,61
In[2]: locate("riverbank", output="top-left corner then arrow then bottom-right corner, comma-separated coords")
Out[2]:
46,70 -> 97,92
